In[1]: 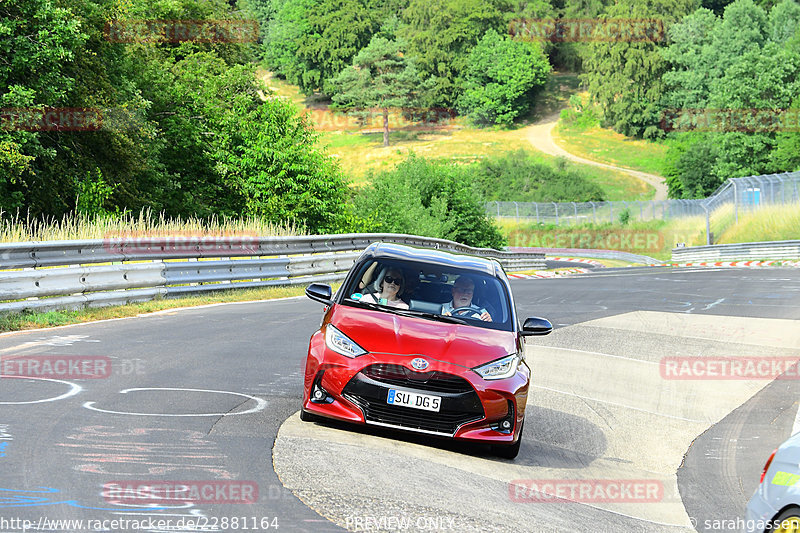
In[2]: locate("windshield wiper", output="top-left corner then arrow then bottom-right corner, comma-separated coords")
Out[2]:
345,299 -> 383,311
345,299 -> 469,324
392,309 -> 469,325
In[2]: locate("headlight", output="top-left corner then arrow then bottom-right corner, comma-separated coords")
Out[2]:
325,325 -> 368,358
473,354 -> 520,380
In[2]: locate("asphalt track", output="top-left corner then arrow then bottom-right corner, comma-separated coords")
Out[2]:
0,267 -> 798,533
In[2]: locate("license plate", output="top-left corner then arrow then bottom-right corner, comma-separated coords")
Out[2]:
387,389 -> 441,412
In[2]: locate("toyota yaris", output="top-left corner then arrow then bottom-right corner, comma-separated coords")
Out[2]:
300,243 -> 552,459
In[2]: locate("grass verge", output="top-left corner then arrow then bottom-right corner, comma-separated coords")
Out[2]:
496,203 -> 800,261
717,203 -> 800,243
553,111 -> 668,177
0,209 -> 299,242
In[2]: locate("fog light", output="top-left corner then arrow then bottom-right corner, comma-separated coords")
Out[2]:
310,382 -> 334,404
492,400 -> 515,434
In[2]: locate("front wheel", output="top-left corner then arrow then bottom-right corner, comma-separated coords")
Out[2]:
770,508 -> 800,532
492,420 -> 524,459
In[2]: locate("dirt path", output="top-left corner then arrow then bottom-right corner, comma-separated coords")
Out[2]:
523,111 -> 669,201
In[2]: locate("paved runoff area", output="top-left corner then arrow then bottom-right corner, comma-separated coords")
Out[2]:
0,267 -> 798,533
274,309 -> 800,532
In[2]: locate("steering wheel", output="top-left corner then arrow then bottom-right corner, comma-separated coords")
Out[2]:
450,306 -> 483,319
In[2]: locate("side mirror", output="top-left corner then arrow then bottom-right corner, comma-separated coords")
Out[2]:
306,283 -> 333,306
521,317 -> 553,336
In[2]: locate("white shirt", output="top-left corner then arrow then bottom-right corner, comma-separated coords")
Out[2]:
441,301 -> 487,315
360,292 -> 409,309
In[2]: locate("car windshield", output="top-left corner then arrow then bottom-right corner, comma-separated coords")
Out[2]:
340,258 -> 513,331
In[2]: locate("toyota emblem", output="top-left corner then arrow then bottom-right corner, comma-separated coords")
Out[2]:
410,358 -> 429,371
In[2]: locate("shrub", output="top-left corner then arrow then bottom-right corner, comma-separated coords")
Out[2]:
352,155 -> 506,249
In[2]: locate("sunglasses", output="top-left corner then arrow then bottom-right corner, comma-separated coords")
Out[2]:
383,275 -> 403,286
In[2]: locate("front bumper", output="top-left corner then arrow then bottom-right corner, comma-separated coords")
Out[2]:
744,488 -> 777,533
302,337 -> 529,443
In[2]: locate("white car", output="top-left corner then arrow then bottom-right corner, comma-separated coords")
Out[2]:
745,432 -> 800,532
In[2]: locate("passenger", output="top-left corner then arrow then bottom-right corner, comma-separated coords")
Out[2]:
360,268 -> 409,309
441,276 -> 491,321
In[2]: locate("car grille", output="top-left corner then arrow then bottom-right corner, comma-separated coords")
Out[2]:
342,364 -> 485,436
360,363 -> 473,393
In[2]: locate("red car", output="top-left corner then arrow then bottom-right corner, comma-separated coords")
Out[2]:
301,243 -> 552,459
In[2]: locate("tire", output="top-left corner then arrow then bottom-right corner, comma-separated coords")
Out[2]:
299,408 -> 321,423
492,421 -> 524,459
770,508 -> 800,532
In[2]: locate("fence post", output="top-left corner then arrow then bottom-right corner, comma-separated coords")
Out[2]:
514,201 -> 519,221
553,202 -> 559,225
733,179 -> 738,223
590,202 -> 596,224
702,203 -> 711,245
535,203 -> 539,224
572,202 -> 577,225
610,202 -> 613,223
496,201 -> 500,217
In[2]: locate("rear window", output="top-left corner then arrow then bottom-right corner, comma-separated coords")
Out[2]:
340,258 -> 513,331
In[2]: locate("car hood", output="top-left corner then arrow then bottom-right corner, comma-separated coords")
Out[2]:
330,304 -> 517,368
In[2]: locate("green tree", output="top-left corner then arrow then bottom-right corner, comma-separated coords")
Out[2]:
0,0 -> 87,214
354,155 -> 506,249
457,29 -> 551,126
329,37 -> 429,146
294,0 -> 385,94
769,0 -> 800,43
219,96 -> 350,232
400,0 -> 506,107
662,134 -> 721,197
262,0 -> 312,84
469,150 -> 606,202
660,8 -> 719,110
581,0 -> 698,138
772,96 -> 800,171
661,0 -> 800,193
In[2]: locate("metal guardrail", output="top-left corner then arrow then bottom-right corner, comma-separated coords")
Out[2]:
671,240 -> 800,263
0,234 -> 546,314
509,247 -> 663,265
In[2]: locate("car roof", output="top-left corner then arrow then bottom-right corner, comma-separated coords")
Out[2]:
363,242 -> 501,276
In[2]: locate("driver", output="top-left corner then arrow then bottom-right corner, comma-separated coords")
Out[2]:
441,276 -> 491,321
